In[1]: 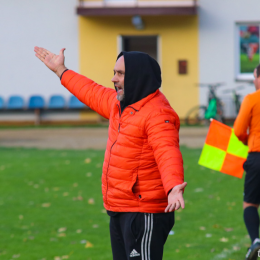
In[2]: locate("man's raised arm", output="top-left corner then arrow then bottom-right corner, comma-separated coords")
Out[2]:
34,47 -> 116,119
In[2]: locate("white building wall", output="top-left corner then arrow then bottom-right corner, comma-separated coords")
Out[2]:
0,0 -> 79,107
199,0 -> 258,117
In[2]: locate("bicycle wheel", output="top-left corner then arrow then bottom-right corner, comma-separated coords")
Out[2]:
185,106 -> 207,125
215,100 -> 225,123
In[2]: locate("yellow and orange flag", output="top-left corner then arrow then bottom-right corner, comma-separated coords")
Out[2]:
198,119 -> 248,178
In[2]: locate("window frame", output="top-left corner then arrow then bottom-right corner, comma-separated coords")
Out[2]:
235,22 -> 260,81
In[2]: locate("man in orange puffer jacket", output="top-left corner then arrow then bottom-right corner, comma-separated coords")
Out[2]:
34,46 -> 186,260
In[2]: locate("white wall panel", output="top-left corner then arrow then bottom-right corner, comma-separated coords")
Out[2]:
199,0 -> 258,117
0,0 -> 79,106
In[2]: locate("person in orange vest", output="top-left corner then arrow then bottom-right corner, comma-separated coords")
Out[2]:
234,65 -> 260,260
34,46 -> 187,260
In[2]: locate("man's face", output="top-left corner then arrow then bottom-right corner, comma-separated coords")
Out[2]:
112,56 -> 125,101
253,68 -> 260,91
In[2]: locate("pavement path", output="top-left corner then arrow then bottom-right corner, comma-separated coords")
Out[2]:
0,127 -> 208,150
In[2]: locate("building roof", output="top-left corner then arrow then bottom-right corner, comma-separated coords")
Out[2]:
77,0 -> 197,16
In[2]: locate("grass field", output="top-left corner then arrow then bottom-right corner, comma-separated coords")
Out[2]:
240,53 -> 259,73
0,146 -> 250,260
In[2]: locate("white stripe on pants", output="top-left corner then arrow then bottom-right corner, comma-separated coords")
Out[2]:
141,213 -> 154,260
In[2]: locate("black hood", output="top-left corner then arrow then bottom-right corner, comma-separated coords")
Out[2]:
116,51 -> 161,112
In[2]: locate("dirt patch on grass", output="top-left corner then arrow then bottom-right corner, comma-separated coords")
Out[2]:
0,127 -> 208,149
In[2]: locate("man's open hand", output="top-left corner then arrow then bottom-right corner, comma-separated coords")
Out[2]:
34,46 -> 67,77
165,182 -> 187,212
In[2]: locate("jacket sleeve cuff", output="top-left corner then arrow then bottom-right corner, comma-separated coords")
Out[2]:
60,69 -> 69,80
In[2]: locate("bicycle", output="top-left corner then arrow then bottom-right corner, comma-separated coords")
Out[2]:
185,83 -> 225,125
222,86 -> 244,116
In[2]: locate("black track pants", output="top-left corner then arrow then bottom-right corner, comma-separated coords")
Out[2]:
109,212 -> 175,260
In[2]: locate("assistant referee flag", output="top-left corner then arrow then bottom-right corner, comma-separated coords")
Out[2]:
198,119 -> 248,178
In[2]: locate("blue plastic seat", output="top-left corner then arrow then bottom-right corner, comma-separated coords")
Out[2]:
7,96 -> 24,110
68,96 -> 85,109
48,95 -> 65,109
28,95 -> 45,109
0,97 -> 4,109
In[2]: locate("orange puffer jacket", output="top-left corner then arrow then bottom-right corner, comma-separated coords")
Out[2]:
61,70 -> 184,213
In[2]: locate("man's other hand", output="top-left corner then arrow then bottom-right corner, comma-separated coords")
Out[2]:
165,182 -> 187,212
34,46 -> 67,77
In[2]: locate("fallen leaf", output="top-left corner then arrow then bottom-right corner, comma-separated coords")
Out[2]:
53,187 -> 60,191
86,172 -> 92,177
33,184 -> 39,189
200,226 -> 206,230
101,209 -> 106,213
84,158 -> 91,164
57,233 -> 66,237
220,237 -> 228,242
76,229 -> 82,233
85,241 -> 94,248
224,228 -> 233,232
73,183 -> 78,187
213,224 -> 221,229
77,196 -> 83,201
233,246 -> 240,251
186,244 -> 191,247
92,224 -> 99,228
62,256 -> 69,259
21,226 -> 28,229
42,203 -> 51,208
175,249 -> 180,253
19,215 -> 23,220
194,188 -> 204,192
88,198 -> 95,205
54,257 -> 61,260
58,227 -> 67,233
63,192 -> 69,197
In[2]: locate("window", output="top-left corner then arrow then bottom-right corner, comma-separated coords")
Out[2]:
121,36 -> 158,61
236,24 -> 260,80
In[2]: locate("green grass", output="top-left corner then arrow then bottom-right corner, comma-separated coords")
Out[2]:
240,53 -> 259,73
0,147 -> 250,260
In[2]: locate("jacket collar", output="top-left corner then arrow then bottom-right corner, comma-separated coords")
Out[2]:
117,89 -> 159,111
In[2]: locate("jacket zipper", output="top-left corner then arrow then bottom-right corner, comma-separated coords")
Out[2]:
105,104 -> 122,204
